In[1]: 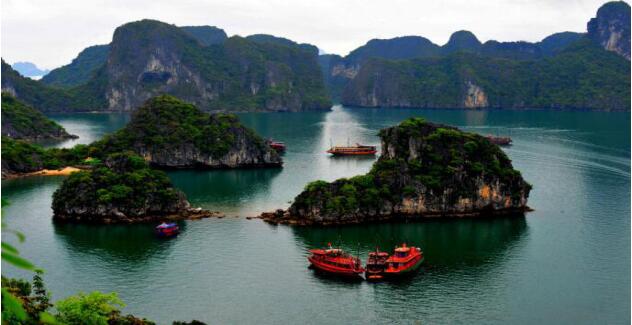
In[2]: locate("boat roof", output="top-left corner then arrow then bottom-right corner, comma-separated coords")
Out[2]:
156,223 -> 177,228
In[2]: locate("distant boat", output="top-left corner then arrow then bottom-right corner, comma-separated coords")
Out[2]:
326,144 -> 377,156
307,244 -> 364,277
383,243 -> 424,277
155,222 -> 179,238
486,135 -> 512,146
268,140 -> 286,152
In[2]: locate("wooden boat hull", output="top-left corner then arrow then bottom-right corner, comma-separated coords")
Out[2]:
308,256 -> 364,277
384,255 -> 424,277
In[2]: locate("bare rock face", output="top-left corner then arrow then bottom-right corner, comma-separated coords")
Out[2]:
587,1 -> 631,60
92,95 -> 282,169
261,118 -> 531,226
464,81 -> 488,108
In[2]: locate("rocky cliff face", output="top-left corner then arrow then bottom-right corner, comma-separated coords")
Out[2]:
92,95 -> 282,168
261,118 -> 531,225
587,1 -> 631,60
97,20 -> 330,112
52,152 -> 215,224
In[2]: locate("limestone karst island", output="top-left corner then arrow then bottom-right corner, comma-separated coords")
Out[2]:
1,1 -> 630,324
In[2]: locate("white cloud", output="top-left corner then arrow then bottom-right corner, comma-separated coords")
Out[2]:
1,0 -> 612,69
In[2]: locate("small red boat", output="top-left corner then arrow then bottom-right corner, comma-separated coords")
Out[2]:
384,243 -> 424,277
308,244 -> 364,277
327,144 -> 377,156
365,250 -> 390,281
268,140 -> 286,152
155,222 -> 179,238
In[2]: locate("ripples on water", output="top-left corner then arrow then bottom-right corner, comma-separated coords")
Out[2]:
2,106 -> 629,324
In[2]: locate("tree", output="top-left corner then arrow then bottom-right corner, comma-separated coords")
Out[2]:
55,291 -> 125,325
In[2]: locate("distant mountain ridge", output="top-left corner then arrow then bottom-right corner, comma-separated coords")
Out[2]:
11,62 -> 49,78
325,1 -> 630,110
3,20 -> 331,113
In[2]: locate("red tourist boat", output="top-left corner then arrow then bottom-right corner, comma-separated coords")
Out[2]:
383,243 -> 424,277
155,222 -> 179,238
307,244 -> 364,277
326,144 -> 377,156
365,250 -> 390,281
268,140 -> 286,152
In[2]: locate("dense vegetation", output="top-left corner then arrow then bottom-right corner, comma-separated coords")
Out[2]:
342,39 -> 630,110
1,93 -> 75,140
41,44 -> 111,88
281,118 -> 531,223
90,95 -> 277,166
52,151 -> 188,223
2,273 -> 205,324
0,136 -> 90,176
1,59 -> 107,112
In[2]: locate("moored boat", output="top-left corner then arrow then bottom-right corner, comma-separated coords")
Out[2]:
384,243 -> 424,277
155,222 -> 179,238
326,144 -> 377,156
485,135 -> 512,146
268,140 -> 286,152
307,244 -> 364,277
365,250 -> 390,281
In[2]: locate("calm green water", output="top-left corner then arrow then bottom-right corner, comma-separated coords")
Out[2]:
2,106 -> 630,324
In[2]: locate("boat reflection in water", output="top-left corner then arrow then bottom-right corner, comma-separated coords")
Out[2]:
293,216 -> 528,282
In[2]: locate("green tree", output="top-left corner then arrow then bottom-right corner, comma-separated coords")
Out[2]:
55,291 -> 125,325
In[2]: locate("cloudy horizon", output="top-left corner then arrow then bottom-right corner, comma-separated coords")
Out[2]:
1,0 -> 620,70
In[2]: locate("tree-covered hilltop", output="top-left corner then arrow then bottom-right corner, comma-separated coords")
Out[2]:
51,151 -> 208,224
1,93 -> 76,140
262,118 -> 531,225
342,39 -> 630,110
320,2 -> 630,106
40,44 -> 111,88
90,95 -> 282,168
1,59 -> 107,112
16,20 -> 331,113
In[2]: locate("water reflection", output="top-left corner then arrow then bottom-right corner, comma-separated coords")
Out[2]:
167,168 -> 282,214
290,216 -> 528,268
53,222 -> 182,262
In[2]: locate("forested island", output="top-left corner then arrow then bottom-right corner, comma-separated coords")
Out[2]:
51,151 -> 221,224
91,95 -> 282,168
1,95 -> 281,178
262,118 -> 531,225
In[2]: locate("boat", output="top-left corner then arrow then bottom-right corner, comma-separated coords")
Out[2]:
485,135 -> 512,146
155,222 -> 179,238
383,243 -> 424,277
365,250 -> 390,281
326,144 -> 377,156
268,140 -> 286,152
307,244 -> 364,277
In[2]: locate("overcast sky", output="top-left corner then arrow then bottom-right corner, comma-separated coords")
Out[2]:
1,0 -> 615,69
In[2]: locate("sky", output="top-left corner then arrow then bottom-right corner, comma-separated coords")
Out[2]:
1,0 -> 616,70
